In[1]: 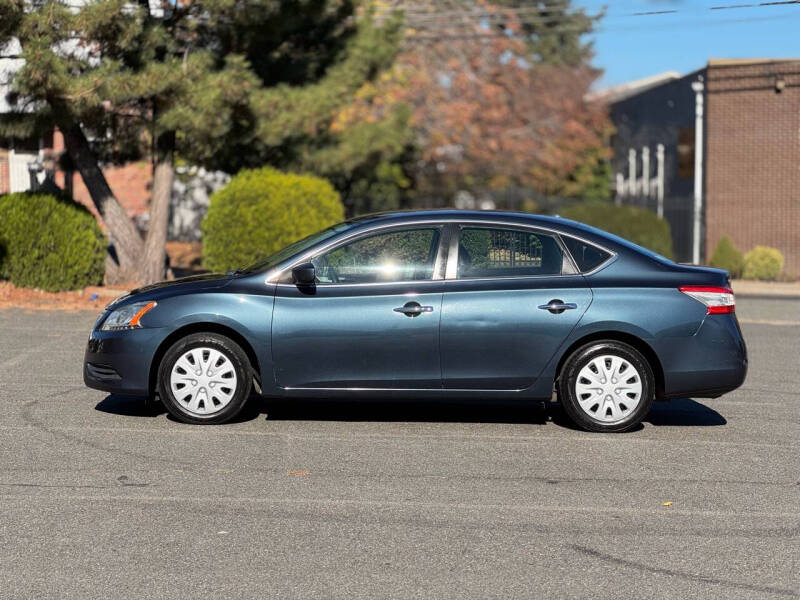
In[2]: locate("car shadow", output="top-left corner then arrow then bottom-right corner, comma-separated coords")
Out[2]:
263,397 -> 726,428
94,394 -> 551,425
547,397 -> 727,432
644,397 -> 727,427
94,395 -> 726,428
95,394 -> 166,418
261,397 -> 551,425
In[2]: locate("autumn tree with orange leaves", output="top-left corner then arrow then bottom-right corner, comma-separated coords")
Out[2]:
331,0 -> 613,214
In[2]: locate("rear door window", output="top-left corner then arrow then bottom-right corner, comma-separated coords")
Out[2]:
457,227 -> 566,279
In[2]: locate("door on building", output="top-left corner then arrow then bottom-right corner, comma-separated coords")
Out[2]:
8,138 -> 41,193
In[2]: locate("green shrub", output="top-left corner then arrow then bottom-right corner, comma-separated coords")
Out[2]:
0,192 -> 106,291
202,167 -> 345,272
742,245 -> 783,281
559,202 -> 674,259
710,235 -> 744,278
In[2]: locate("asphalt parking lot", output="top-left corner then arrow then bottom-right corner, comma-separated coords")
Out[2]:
0,298 -> 797,599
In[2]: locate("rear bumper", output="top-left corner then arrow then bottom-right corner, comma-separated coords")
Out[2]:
659,313 -> 747,399
83,327 -> 167,396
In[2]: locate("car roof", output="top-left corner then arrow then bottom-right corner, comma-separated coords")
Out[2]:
344,209 -> 672,265
346,209 -> 605,242
346,209 -> 570,229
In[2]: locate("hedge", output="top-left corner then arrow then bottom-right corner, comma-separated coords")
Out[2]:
559,202 -> 674,259
742,245 -> 783,281
710,235 -> 744,278
202,167 -> 345,272
0,192 -> 106,291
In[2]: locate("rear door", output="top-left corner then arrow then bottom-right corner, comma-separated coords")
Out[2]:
440,224 -> 592,390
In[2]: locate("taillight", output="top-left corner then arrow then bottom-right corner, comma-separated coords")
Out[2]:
679,286 -> 735,314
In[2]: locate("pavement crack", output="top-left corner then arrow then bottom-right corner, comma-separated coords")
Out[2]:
21,389 -> 192,467
0,482 -> 110,489
570,544 -> 798,597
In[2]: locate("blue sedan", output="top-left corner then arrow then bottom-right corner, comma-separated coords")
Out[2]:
84,210 -> 747,432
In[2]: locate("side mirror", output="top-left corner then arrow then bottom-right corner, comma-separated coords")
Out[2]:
291,262 -> 316,285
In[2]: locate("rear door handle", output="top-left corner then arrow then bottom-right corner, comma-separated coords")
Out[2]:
538,299 -> 578,314
393,301 -> 434,317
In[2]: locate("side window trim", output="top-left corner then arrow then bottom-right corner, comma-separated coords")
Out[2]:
278,224 -> 448,287
444,223 -> 460,280
446,223 -> 574,281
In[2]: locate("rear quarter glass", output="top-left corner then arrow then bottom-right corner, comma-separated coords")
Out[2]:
561,236 -> 612,272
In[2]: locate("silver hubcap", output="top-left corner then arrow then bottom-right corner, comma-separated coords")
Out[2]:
575,354 -> 642,424
169,347 -> 237,416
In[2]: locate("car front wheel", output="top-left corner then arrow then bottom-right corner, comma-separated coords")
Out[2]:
157,332 -> 252,424
559,341 -> 655,433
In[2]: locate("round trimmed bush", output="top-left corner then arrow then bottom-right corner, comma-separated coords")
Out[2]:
559,202 -> 674,259
710,235 -> 744,278
202,167 -> 345,272
742,245 -> 783,281
0,192 -> 106,291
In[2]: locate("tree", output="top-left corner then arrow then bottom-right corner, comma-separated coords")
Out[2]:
492,0 -> 596,66
0,0 -> 402,283
356,0 -> 612,206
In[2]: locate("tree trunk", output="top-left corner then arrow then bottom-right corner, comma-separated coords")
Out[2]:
140,130 -> 175,285
60,123 -> 145,284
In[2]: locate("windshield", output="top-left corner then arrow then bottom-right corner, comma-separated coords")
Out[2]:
237,221 -> 355,274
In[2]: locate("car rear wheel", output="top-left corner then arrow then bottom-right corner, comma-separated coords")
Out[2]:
157,332 -> 252,424
559,341 -> 655,433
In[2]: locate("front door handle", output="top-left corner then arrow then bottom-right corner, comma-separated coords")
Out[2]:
538,299 -> 578,314
393,301 -> 434,317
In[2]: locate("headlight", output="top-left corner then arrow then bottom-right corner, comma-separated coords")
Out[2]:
100,301 -> 157,331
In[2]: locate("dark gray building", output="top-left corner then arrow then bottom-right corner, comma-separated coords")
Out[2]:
597,59 -> 800,274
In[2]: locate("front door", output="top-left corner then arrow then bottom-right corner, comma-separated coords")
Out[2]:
440,225 -> 592,390
272,226 -> 445,389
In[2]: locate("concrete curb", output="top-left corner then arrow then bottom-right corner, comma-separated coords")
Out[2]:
731,281 -> 800,300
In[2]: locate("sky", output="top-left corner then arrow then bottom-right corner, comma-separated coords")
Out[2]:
574,0 -> 800,89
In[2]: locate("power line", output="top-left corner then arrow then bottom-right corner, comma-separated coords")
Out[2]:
381,5 -> 576,20
383,0 -> 800,41
401,14 -> 590,30
404,11 -> 800,42
374,0 -> 570,15
381,0 -> 799,23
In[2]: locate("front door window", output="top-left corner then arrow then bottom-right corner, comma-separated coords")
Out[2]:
313,228 -> 441,284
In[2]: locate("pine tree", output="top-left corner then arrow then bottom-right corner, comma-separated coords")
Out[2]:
0,0 -> 402,284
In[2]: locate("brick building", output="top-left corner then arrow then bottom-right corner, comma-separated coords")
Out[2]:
600,59 -> 800,275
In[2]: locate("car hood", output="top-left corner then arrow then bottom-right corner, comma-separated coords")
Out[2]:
110,273 -> 233,307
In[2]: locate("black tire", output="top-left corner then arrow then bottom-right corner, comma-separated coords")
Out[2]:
157,332 -> 253,425
558,341 -> 655,433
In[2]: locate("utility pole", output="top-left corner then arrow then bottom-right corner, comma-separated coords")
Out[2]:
628,148 -> 637,198
691,77 -> 705,265
656,143 -> 665,219
641,146 -> 650,200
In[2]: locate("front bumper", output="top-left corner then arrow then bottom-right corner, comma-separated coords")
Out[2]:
83,326 -> 167,396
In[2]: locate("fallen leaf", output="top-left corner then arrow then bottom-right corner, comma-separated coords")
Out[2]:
288,470 -> 310,476
662,501 -> 673,507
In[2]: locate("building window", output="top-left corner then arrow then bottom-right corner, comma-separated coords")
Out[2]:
678,128 -> 695,179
